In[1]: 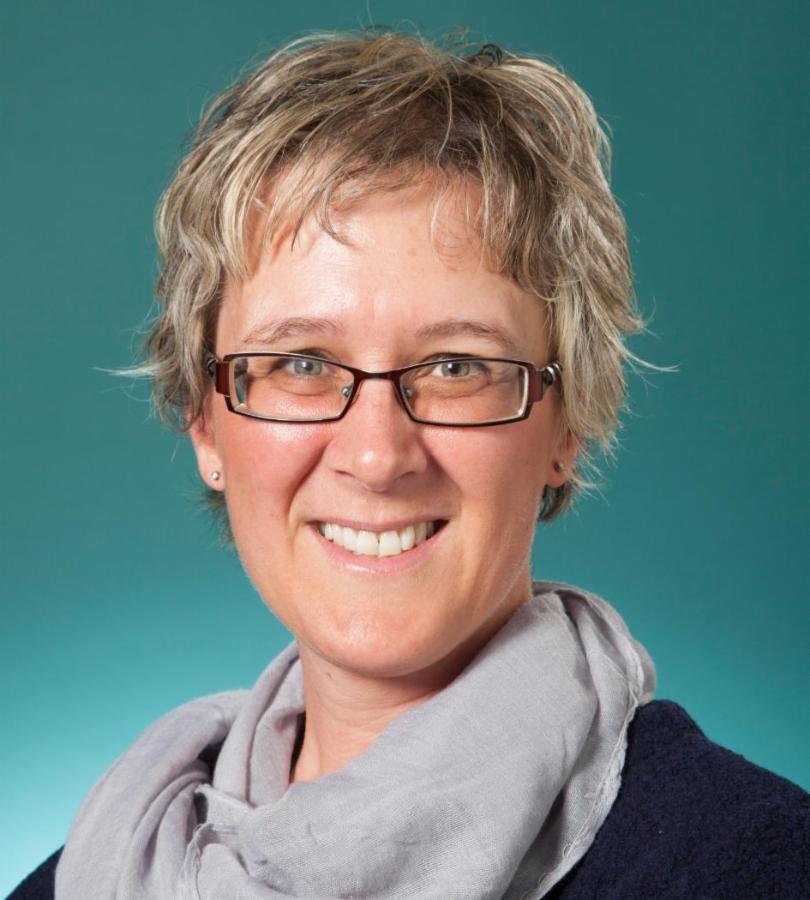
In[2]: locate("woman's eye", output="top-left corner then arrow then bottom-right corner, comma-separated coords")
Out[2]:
288,358 -> 324,376
433,360 -> 481,378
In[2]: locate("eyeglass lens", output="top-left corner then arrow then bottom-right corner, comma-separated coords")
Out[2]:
231,355 -> 528,424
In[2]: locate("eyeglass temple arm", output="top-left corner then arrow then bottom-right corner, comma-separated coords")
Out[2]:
206,354 -> 231,395
528,362 -> 563,404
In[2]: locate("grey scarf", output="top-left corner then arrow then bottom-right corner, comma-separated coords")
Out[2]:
56,581 -> 655,899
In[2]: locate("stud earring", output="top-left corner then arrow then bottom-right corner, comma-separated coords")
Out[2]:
210,471 -> 221,482
553,461 -> 565,473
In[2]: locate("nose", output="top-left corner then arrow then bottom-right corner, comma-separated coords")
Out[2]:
323,377 -> 429,492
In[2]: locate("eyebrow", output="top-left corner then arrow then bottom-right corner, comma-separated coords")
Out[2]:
414,319 -> 522,357
241,316 -> 343,346
240,315 -> 523,357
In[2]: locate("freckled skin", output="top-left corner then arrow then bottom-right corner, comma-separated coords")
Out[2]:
190,183 -> 574,767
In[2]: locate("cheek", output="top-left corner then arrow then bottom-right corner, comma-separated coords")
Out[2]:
428,417 -> 547,522
217,414 -> 328,529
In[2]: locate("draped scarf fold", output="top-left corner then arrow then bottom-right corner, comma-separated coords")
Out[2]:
56,581 -> 656,899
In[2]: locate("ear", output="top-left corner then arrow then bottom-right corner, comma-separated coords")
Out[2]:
188,398 -> 225,492
544,428 -> 580,489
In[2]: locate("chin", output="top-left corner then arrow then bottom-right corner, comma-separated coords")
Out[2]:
298,611 -> 459,680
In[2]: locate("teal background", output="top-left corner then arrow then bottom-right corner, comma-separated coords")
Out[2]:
2,0 -> 808,890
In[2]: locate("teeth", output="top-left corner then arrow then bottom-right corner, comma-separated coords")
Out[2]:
342,526 -> 357,552
378,530 -> 401,556
317,520 -> 440,558
356,530 -> 378,555
400,526 -> 415,551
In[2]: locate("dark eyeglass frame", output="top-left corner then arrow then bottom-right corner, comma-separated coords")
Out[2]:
205,352 -> 562,427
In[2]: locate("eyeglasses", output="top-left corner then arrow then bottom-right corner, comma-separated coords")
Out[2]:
206,352 -> 562,427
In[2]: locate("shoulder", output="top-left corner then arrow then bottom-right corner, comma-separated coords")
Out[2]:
550,699 -> 810,898
6,849 -> 61,900
6,688 -> 250,900
10,703 -> 808,900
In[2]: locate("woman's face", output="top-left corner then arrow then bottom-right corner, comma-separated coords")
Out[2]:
191,183 -> 572,682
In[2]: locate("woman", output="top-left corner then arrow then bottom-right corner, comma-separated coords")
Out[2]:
11,30 -> 808,900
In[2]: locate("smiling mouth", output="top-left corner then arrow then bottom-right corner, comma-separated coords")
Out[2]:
315,520 -> 447,558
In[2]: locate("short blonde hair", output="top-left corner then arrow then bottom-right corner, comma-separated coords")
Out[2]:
139,30 -> 646,532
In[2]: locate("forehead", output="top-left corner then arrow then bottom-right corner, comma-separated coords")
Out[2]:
217,181 -> 548,360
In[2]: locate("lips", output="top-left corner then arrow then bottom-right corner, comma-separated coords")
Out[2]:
314,519 -> 446,558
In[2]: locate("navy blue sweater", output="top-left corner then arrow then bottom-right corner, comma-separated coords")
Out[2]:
8,699 -> 810,898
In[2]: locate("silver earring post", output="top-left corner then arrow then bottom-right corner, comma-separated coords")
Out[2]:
553,461 -> 564,473
210,471 -> 221,482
